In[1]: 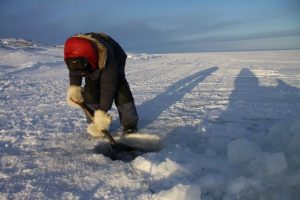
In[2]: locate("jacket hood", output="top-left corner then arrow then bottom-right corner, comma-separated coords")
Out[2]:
64,37 -> 98,70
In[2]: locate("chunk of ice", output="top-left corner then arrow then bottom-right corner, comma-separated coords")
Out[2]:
227,138 -> 261,163
154,184 -> 201,200
265,152 -> 288,175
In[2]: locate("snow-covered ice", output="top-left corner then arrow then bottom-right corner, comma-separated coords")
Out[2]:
0,39 -> 300,199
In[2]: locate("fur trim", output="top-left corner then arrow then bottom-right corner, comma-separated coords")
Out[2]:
87,123 -> 105,137
75,34 -> 107,70
66,86 -> 84,108
94,110 -> 112,131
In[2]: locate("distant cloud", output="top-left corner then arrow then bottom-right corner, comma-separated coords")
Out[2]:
0,0 -> 299,52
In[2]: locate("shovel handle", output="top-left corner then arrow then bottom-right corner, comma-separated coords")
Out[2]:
70,99 -> 117,145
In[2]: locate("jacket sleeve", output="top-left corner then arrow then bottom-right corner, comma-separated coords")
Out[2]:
114,42 -> 127,69
99,60 -> 119,111
69,71 -> 82,86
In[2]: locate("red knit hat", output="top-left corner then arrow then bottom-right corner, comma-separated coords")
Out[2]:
64,37 -> 98,69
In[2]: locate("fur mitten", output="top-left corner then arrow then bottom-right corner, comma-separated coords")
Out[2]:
94,110 -> 112,131
66,86 -> 84,108
87,123 -> 106,137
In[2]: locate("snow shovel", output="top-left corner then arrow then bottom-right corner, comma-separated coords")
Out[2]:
70,99 -> 137,158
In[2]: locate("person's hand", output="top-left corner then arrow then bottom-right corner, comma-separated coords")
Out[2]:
86,110 -> 112,137
87,123 -> 106,137
66,86 -> 84,108
94,110 -> 112,131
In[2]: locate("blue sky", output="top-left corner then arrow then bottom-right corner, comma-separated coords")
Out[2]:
0,0 -> 299,53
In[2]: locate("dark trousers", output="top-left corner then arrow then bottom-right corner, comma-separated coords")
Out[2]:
115,75 -> 139,129
86,75 -> 139,130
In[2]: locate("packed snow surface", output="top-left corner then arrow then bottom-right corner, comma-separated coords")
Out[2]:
0,40 -> 300,199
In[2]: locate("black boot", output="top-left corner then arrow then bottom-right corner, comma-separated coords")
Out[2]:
123,125 -> 137,135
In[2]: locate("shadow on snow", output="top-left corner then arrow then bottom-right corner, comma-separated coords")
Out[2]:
155,68 -> 300,198
137,66 -> 218,129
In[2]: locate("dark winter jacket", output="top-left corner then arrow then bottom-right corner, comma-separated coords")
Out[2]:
69,32 -> 127,111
